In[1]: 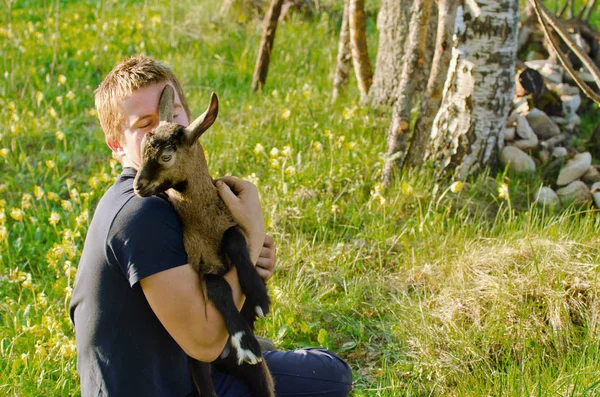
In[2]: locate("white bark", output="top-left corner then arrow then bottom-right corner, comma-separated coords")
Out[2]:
427,0 -> 520,179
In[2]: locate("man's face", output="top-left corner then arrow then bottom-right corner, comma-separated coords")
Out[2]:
109,82 -> 190,169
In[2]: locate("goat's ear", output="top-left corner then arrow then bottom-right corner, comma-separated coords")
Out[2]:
158,85 -> 175,122
184,93 -> 219,145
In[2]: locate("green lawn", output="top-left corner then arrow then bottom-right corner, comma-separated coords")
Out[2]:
0,0 -> 599,395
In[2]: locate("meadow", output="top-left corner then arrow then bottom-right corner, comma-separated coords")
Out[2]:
1,0 -> 599,395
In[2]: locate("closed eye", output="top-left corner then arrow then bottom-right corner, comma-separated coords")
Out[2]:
161,154 -> 172,162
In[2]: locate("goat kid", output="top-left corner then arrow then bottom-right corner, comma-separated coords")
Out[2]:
133,85 -> 274,397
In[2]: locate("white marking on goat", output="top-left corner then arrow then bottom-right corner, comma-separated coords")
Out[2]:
231,331 -> 262,365
255,305 -> 264,318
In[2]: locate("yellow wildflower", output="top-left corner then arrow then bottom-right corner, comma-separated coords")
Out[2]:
36,91 -> 44,105
498,183 -> 509,200
331,204 -> 339,214
34,185 -> 45,200
61,200 -> 73,212
55,96 -> 63,105
0,225 -> 7,241
450,181 -> 463,194
87,108 -> 97,117
46,160 -> 56,169
88,176 -> 100,190
56,130 -> 65,141
285,166 -> 296,176
47,192 -> 60,201
48,211 -> 61,226
281,109 -> 291,120
282,145 -> 293,157
253,143 -> 265,155
269,158 -> 280,168
76,211 -> 89,227
66,91 -> 75,100
312,141 -> 323,152
58,74 -> 67,85
0,184 -> 7,193
0,148 -> 9,157
48,107 -> 58,119
0,210 -> 5,223
270,147 -> 280,157
21,193 -> 33,209
10,208 -> 24,221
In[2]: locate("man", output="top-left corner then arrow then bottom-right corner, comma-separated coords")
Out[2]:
69,55 -> 352,396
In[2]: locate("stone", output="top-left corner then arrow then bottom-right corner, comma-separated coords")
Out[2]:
516,115 -> 534,139
582,166 -> 600,184
592,182 -> 600,209
511,115 -> 539,150
561,94 -> 581,117
539,150 -> 550,163
552,147 -> 568,158
504,127 -> 516,142
556,181 -> 593,206
513,97 -> 530,114
565,114 -> 581,134
557,152 -> 592,186
535,186 -> 560,208
552,83 -> 579,96
500,146 -> 536,173
526,108 -> 561,140
506,110 -> 519,127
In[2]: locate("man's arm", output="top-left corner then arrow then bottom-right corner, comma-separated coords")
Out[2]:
140,264 -> 244,362
141,176 -> 268,363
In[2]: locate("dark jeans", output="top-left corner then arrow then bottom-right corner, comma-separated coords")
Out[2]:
212,348 -> 352,397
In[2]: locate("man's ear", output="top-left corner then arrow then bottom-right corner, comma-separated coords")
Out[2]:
106,137 -> 125,158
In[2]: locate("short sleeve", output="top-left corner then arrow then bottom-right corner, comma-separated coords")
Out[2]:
108,196 -> 188,286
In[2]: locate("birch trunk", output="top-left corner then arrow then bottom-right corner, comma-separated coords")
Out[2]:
368,0 -> 410,107
251,0 -> 284,91
332,0 -> 352,102
427,0 -> 520,180
405,0 -> 458,168
381,0 -> 433,185
348,0 -> 373,103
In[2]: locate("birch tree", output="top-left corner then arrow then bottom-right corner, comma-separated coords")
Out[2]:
251,0 -> 285,91
368,0 -> 410,106
381,0 -> 434,185
405,0 -> 459,168
348,0 -> 373,103
332,0 -> 352,102
427,0 -> 520,180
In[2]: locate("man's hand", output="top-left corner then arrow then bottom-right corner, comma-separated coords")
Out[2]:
256,235 -> 276,282
215,176 -> 265,264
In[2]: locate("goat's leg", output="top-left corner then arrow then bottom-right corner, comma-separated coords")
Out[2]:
221,227 -> 270,319
205,274 -> 263,365
189,358 -> 216,397
215,355 -> 275,397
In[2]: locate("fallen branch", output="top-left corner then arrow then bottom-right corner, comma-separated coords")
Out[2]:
531,0 -> 600,104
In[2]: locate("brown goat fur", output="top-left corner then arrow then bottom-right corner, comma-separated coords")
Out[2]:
133,85 -> 274,397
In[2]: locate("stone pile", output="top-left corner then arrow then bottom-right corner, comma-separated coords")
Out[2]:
500,60 -> 600,209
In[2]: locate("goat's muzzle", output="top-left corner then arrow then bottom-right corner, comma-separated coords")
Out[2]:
133,178 -> 154,197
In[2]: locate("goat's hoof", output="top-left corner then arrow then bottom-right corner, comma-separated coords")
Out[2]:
231,331 -> 263,365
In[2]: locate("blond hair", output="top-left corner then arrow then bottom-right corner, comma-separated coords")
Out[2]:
95,55 -> 191,145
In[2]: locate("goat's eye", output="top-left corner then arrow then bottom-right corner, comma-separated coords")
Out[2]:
161,154 -> 172,162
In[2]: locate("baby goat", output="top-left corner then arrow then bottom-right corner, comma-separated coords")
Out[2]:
133,85 -> 274,397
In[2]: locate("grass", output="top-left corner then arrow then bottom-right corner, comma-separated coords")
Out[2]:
0,0 -> 599,395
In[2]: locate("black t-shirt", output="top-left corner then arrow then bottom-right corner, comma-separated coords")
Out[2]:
69,167 -> 196,396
